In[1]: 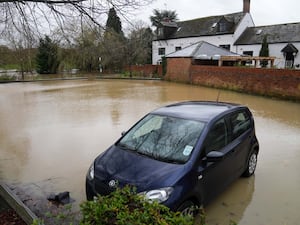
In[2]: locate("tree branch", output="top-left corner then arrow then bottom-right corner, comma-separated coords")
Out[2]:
0,0 -> 154,48
0,0 -> 86,3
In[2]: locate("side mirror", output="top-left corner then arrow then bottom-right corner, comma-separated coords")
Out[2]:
206,151 -> 224,162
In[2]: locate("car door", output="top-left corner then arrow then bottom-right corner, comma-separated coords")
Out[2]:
226,110 -> 253,176
196,117 -> 238,205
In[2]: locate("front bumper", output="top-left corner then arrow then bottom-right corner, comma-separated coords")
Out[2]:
86,176 -> 115,200
86,177 -> 96,200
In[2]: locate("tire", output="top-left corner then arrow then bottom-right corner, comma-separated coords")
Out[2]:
243,150 -> 258,177
177,200 -> 198,217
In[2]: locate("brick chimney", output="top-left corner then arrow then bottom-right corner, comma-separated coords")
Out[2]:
243,0 -> 250,13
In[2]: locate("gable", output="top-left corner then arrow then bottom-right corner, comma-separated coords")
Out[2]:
281,43 -> 298,53
217,17 -> 234,33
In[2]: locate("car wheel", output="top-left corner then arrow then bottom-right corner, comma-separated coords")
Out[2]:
243,150 -> 258,177
177,200 -> 198,217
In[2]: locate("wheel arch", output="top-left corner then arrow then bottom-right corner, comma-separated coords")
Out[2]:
178,195 -> 202,209
252,143 -> 259,154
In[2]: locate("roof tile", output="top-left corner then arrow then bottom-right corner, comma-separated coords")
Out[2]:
235,23 -> 300,45
156,12 -> 246,40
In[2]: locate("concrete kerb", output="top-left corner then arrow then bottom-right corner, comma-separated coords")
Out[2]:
0,182 -> 38,224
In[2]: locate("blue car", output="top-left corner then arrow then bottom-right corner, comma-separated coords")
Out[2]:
86,101 -> 259,214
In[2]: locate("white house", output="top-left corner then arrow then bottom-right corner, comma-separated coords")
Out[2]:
152,0 -> 254,65
152,0 -> 300,69
234,23 -> 300,68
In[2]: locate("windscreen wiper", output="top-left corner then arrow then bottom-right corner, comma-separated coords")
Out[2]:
117,143 -> 134,151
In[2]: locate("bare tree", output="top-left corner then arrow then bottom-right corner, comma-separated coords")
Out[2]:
100,30 -> 126,72
0,0 -> 154,37
126,21 -> 153,66
0,0 -> 154,74
0,21 -> 37,79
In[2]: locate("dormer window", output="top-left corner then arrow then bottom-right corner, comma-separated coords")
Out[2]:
256,29 -> 262,35
219,22 -> 226,32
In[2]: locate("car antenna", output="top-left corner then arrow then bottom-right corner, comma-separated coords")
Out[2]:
216,90 -> 221,103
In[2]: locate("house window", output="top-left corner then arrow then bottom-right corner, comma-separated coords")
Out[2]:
243,51 -> 253,56
175,46 -> 182,51
158,48 -> 165,55
219,45 -> 230,51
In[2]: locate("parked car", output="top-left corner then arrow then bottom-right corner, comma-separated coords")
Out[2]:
86,101 -> 259,214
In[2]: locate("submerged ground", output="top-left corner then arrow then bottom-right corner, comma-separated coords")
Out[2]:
0,80 -> 299,225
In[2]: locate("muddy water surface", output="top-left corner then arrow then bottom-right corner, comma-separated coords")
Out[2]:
0,80 -> 300,225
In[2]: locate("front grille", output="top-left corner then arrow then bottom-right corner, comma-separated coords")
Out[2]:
94,179 -> 114,196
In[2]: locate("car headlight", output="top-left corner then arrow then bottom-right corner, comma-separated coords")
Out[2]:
87,164 -> 94,180
140,187 -> 173,203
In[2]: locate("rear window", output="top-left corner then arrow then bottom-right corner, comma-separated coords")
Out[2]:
229,110 -> 251,140
204,118 -> 228,154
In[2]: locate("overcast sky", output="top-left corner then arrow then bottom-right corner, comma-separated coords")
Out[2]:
135,0 -> 300,27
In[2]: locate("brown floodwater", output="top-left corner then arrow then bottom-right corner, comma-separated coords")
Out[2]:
0,80 -> 300,224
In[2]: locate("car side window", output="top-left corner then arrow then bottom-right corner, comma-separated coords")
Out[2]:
204,118 -> 227,154
229,110 -> 251,140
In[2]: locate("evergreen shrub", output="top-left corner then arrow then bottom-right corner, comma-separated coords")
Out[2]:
80,185 -> 194,225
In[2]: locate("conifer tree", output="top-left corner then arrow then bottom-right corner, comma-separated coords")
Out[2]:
259,35 -> 269,67
102,7 -> 125,72
105,8 -> 123,35
36,36 -> 59,74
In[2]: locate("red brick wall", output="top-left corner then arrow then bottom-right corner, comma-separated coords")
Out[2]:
190,66 -> 300,100
164,57 -> 300,100
165,58 -> 193,82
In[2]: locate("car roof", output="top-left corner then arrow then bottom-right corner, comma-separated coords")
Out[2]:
151,101 -> 245,122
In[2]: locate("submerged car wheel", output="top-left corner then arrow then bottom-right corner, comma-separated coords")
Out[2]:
177,200 -> 198,217
243,151 -> 258,177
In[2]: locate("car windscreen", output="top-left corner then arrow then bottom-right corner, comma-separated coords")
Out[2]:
117,114 -> 205,164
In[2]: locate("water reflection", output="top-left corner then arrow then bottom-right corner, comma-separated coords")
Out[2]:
0,86 -> 30,181
0,80 -> 299,225
200,176 -> 255,225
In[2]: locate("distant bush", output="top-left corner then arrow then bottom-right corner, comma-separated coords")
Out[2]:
0,75 -> 16,81
161,56 -> 167,76
0,64 -> 20,70
80,185 -> 194,225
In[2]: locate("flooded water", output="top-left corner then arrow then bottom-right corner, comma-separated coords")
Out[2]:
0,80 -> 299,225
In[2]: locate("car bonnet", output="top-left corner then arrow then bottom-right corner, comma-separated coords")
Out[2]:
94,145 -> 186,192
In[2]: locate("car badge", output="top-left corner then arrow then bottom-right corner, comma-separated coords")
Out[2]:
108,180 -> 117,188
